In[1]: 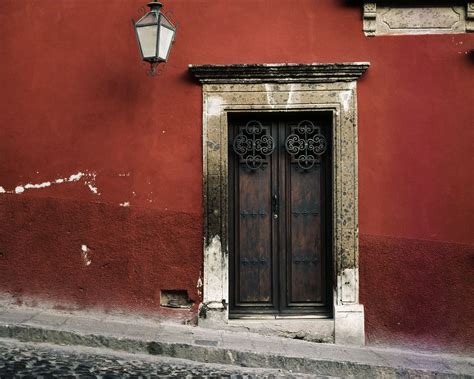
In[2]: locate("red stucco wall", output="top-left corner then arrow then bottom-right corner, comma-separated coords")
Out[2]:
0,0 -> 473,352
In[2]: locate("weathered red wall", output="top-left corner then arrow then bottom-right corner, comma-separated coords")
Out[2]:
0,0 -> 473,351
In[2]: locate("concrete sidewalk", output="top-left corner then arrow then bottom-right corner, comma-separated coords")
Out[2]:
0,304 -> 472,378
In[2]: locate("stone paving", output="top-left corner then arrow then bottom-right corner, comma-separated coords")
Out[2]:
0,338 -> 318,378
0,304 -> 473,378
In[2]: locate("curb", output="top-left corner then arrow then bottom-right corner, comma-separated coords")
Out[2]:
0,324 -> 470,378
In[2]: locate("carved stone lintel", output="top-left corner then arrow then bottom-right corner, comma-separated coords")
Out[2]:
363,2 -> 377,37
363,2 -> 473,36
467,3 -> 474,32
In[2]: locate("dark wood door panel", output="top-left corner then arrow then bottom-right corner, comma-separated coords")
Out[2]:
229,112 -> 332,317
287,163 -> 323,305
231,118 -> 278,311
237,164 -> 273,304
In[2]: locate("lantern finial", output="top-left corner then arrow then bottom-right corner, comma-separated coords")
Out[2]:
147,1 -> 163,12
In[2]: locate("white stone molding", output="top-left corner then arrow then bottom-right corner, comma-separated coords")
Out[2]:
363,2 -> 473,36
467,3 -> 474,31
363,3 -> 377,36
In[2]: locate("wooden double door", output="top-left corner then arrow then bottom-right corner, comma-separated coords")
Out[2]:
229,112 -> 333,317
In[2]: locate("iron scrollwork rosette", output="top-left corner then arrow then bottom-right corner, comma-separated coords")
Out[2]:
232,120 -> 275,171
285,120 -> 327,171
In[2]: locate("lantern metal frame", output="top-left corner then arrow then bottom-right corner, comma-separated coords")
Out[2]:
134,0 -> 176,65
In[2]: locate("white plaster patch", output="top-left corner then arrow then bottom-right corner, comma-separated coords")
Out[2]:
339,91 -> 352,112
196,272 -> 203,297
203,235 -> 225,305
81,244 -> 91,266
264,84 -> 276,107
0,171 -> 100,196
84,172 -> 100,195
338,268 -> 357,303
226,351 -> 235,364
69,172 -> 84,182
119,201 -> 130,207
25,182 -> 51,190
207,96 -> 224,117
86,183 -> 99,194
286,84 -> 295,108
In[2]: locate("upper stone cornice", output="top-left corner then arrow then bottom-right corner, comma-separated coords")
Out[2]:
189,63 -> 370,84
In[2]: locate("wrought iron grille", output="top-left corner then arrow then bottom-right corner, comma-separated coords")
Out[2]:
232,120 -> 275,171
285,120 -> 327,171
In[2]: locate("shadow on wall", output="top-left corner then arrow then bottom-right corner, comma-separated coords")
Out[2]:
468,49 -> 474,64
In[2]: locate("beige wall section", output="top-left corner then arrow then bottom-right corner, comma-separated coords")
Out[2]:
363,2 -> 474,36
189,64 -> 369,345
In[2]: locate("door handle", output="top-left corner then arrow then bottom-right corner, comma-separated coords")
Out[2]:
272,194 -> 279,218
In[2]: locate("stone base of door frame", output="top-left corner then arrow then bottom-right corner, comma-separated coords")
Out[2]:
198,305 -> 365,345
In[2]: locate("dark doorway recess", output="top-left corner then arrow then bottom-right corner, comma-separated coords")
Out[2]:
228,112 -> 333,318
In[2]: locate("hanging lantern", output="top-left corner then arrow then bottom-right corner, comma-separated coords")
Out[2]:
134,0 -> 176,71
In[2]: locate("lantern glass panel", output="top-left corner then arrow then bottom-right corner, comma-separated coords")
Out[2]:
160,13 -> 173,29
137,24 -> 158,59
137,12 -> 157,25
158,25 -> 174,60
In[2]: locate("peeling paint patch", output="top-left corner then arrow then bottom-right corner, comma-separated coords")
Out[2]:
196,272 -> 203,297
0,171 -> 100,196
81,245 -> 91,266
119,201 -> 130,207
25,182 -> 52,190
84,172 -> 99,195
68,172 -> 84,182
86,183 -> 99,194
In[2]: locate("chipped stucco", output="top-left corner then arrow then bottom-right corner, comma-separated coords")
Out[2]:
81,244 -> 92,266
0,171 -> 100,196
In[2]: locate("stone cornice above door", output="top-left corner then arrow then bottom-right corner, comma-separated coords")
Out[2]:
188,63 -> 370,84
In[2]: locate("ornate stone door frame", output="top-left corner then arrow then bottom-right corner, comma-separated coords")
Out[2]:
189,63 -> 369,345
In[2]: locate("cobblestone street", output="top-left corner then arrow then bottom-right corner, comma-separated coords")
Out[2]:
0,338 -> 319,378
